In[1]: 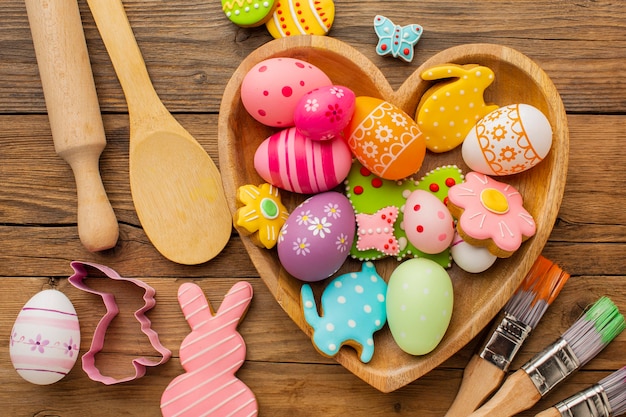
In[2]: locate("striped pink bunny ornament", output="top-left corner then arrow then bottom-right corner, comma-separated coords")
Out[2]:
161,281 -> 258,416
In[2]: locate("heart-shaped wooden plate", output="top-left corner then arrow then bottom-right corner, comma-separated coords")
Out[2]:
218,36 -> 569,393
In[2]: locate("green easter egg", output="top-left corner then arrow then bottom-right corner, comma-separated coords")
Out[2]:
386,258 -> 453,355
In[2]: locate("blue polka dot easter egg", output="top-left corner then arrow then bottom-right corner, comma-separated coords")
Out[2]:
386,258 -> 453,355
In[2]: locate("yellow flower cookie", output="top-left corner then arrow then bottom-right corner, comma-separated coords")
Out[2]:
234,183 -> 289,249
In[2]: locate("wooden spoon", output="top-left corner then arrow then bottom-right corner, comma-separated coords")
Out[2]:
25,0 -> 118,252
86,0 -> 232,264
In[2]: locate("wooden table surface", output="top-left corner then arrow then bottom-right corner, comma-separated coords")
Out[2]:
2,0 -> 625,415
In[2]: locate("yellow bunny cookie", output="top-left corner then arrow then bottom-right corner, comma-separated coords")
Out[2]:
416,64 -> 499,153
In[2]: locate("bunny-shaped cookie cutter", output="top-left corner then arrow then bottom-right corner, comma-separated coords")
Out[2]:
67,261 -> 171,384
416,63 -> 499,153
161,281 -> 258,417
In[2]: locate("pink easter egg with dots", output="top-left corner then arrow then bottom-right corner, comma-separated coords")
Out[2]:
403,190 -> 455,254
241,57 -> 332,127
254,126 -> 352,194
294,85 -> 356,140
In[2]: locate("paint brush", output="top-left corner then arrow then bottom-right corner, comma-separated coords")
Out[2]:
467,296 -> 625,417
445,256 -> 570,417
535,366 -> 626,417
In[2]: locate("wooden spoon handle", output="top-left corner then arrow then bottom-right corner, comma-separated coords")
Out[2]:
85,0 -> 164,117
25,0 -> 118,252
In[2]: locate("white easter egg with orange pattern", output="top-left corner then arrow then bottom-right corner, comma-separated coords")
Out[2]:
462,104 -> 553,176
345,96 -> 426,181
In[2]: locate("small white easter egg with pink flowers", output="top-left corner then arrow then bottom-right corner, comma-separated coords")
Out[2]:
10,290 -> 80,385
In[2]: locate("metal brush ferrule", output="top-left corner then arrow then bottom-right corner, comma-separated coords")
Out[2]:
521,337 -> 580,396
479,314 -> 532,371
554,384 -> 611,417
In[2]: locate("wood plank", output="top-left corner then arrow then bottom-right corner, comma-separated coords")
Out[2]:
0,274 -> 623,415
1,274 -> 623,366
3,114 -> 626,229
1,0 -> 625,113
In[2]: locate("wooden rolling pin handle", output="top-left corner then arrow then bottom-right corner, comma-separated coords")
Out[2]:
444,354 -> 506,417
64,147 -> 119,252
25,0 -> 119,251
467,369 -> 542,417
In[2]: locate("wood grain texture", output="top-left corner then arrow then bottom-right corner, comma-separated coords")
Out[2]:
1,0 -> 625,414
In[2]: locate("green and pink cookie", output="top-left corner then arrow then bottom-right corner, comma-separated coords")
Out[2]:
344,161 -> 464,267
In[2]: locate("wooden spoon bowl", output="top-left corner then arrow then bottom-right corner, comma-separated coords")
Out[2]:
218,36 -> 569,392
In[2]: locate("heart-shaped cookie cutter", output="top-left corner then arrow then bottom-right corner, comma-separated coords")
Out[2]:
68,261 -> 171,384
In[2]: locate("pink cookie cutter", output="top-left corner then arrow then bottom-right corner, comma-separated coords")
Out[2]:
68,261 -> 171,384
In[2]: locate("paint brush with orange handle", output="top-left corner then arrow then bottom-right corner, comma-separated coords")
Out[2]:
468,296 -> 625,417
445,256 -> 570,417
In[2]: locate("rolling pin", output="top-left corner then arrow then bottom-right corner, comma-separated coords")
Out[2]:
25,0 -> 118,251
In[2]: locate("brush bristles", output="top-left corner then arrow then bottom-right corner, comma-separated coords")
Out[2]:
602,366 -> 626,416
562,297 -> 625,366
504,256 -> 570,328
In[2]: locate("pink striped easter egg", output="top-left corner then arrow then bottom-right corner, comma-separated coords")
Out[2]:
10,290 -> 80,385
254,126 -> 352,194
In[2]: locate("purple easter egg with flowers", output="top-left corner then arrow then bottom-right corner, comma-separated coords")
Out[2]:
277,192 -> 355,282
294,85 -> 356,141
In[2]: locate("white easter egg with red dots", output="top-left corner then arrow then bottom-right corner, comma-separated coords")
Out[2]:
240,57 -> 332,127
403,190 -> 454,254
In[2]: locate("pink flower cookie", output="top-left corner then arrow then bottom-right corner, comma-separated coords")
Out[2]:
447,172 -> 536,258
161,282 -> 257,417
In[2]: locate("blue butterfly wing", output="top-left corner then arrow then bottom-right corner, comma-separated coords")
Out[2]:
397,24 -> 423,62
373,15 -> 396,57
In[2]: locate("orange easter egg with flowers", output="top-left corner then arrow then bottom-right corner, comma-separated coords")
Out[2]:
345,96 -> 426,180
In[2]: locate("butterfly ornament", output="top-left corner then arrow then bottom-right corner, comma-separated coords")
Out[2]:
374,15 -> 423,63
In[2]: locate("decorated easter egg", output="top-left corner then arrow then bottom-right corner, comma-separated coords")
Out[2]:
221,0 -> 276,27
265,0 -> 335,38
10,290 -> 80,385
277,192 -> 355,282
241,57 -> 332,127
450,231 -> 497,273
386,258 -> 453,355
462,103 -> 553,176
254,126 -> 352,194
294,85 -> 356,141
345,96 -> 426,180
403,190 -> 455,254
